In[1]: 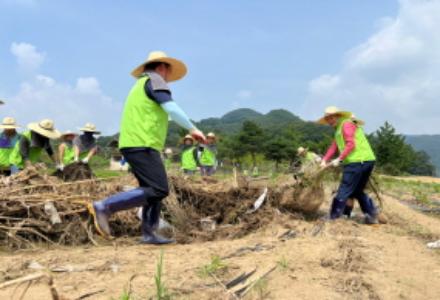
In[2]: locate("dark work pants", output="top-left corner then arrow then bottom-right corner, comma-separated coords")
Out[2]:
120,148 -> 169,229
330,161 -> 377,219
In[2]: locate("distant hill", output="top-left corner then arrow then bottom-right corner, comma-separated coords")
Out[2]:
406,135 -> 440,174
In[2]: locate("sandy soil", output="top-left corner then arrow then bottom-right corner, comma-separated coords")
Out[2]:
1,194 -> 440,300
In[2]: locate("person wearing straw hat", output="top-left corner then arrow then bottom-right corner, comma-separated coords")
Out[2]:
57,131 -> 78,171
180,134 -> 198,175
163,148 -> 173,170
73,123 -> 100,164
89,51 -> 206,244
9,119 -> 61,173
318,106 -> 378,224
199,132 -> 217,176
297,146 -> 322,173
0,117 -> 20,176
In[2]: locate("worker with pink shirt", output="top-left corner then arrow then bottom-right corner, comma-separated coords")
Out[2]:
318,106 -> 378,224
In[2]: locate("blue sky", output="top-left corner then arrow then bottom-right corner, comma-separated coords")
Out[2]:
2,0 -> 439,135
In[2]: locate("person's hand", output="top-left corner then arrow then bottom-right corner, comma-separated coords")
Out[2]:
320,160 -> 327,169
56,164 -> 64,171
331,158 -> 341,167
81,157 -> 89,164
190,128 -> 206,143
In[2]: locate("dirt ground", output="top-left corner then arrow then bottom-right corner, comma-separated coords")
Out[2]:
1,190 -> 440,299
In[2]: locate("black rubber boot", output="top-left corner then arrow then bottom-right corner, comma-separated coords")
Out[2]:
140,201 -> 174,245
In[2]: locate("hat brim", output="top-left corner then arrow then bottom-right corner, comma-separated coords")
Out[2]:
80,128 -> 101,134
61,133 -> 78,138
317,111 -> 352,125
28,123 -> 61,139
0,124 -> 20,129
131,57 -> 187,82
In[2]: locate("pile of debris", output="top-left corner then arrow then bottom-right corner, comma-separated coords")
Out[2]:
52,162 -> 95,181
0,165 -> 329,250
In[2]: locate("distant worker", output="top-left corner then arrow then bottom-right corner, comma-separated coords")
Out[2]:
89,51 -> 206,244
163,148 -> 173,170
199,132 -> 217,176
318,106 -> 378,224
74,123 -> 100,164
297,147 -> 321,164
57,131 -> 78,171
9,119 -> 60,173
180,135 -> 198,175
0,117 -> 20,176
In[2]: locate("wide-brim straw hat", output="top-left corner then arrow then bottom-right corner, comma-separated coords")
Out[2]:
28,119 -> 61,139
297,147 -> 307,155
61,130 -> 78,138
79,123 -> 101,134
317,106 -> 353,125
183,134 -> 194,142
0,117 -> 20,129
131,51 -> 187,82
350,114 -> 365,126
207,132 -> 216,139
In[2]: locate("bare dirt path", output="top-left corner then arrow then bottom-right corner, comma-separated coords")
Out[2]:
1,194 -> 440,300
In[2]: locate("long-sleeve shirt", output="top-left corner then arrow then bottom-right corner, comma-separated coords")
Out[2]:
323,122 -> 356,162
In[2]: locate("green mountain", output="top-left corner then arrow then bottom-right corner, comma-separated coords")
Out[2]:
405,135 -> 440,174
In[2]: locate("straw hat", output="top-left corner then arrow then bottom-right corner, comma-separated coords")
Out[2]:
0,117 -> 20,129
297,147 -> 307,155
79,123 -> 101,134
28,119 -> 61,139
207,132 -> 216,139
317,106 -> 353,125
164,148 -> 173,155
60,130 -> 77,138
131,51 -> 187,82
350,114 -> 365,126
183,134 -> 194,142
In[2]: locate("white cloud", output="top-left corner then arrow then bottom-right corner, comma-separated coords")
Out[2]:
10,42 -> 45,72
304,0 -> 440,134
236,89 -> 253,99
3,74 -> 122,134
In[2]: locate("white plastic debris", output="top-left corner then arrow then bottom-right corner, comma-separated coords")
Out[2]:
246,187 -> 268,214
427,240 -> 440,249
44,201 -> 61,224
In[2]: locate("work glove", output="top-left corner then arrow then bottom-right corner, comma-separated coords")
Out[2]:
190,128 -> 206,143
320,160 -> 327,169
81,157 -> 89,164
330,158 -> 341,167
315,156 -> 322,163
56,164 -> 64,171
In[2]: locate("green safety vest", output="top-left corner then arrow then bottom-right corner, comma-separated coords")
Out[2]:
335,119 -> 376,164
181,147 -> 197,171
119,75 -> 168,151
164,157 -> 172,170
0,132 -> 19,169
9,131 -> 44,169
200,147 -> 216,167
62,142 -> 75,165
304,152 -> 316,163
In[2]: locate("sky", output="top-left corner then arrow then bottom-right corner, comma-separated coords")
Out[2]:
1,0 -> 438,135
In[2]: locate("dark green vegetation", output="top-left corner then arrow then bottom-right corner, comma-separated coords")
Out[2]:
97,108 -> 437,176
406,134 -> 440,175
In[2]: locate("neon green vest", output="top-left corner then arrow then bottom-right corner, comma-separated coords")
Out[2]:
335,119 -> 376,164
0,133 -> 19,169
62,143 -> 75,165
181,147 -> 197,170
9,131 -> 44,168
200,147 -> 216,167
119,75 -> 169,151
303,152 -> 315,163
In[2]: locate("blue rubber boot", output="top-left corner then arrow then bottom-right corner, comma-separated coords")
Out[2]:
89,188 -> 148,238
330,197 -> 347,219
140,201 -> 174,245
356,193 -> 378,224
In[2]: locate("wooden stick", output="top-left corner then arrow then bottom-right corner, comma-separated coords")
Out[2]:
0,272 -> 45,289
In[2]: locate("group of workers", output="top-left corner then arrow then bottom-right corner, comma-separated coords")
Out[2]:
86,50 -> 380,245
2,50 -> 380,245
0,114 -> 99,176
179,132 -> 217,176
